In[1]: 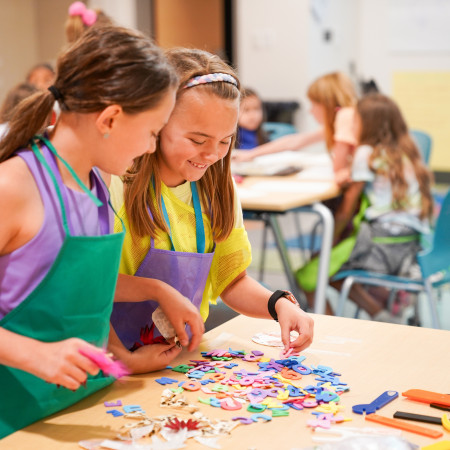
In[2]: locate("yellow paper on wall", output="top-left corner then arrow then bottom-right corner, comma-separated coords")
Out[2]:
392,72 -> 450,172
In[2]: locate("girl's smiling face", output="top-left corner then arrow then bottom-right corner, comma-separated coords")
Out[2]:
158,89 -> 239,187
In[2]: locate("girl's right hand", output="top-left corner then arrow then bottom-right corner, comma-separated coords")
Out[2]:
31,338 -> 104,390
157,285 -> 204,351
128,342 -> 182,373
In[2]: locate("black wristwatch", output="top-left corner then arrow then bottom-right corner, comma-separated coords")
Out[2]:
267,290 -> 299,322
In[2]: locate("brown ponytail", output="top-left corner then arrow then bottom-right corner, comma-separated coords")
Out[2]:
0,26 -> 178,164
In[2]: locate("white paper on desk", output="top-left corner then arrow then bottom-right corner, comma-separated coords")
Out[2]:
235,187 -> 268,199
249,181 -> 333,195
296,165 -> 334,181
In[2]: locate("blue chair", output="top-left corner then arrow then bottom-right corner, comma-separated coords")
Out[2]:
411,129 -> 432,165
332,188 -> 450,329
262,122 -> 297,141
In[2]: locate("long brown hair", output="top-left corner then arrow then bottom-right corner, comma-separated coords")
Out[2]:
0,83 -> 38,122
123,48 -> 241,242
307,72 -> 357,149
0,26 -> 178,163
357,93 -> 433,219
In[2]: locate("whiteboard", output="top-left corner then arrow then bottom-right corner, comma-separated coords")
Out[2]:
388,0 -> 450,52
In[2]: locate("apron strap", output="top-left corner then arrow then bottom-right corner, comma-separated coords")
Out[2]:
37,135 -> 103,207
93,168 -> 126,234
191,182 -> 205,253
159,182 -> 206,253
30,139 -> 71,236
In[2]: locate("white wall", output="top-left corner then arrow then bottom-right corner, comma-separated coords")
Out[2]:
234,0 -> 309,130
358,0 -> 450,95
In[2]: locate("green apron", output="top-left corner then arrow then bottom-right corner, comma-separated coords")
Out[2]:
296,195 -> 369,292
0,137 -> 124,439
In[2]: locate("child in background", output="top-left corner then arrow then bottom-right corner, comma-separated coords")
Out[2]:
0,82 -> 39,140
65,1 -> 114,44
26,63 -> 56,90
305,94 -> 434,321
236,88 -> 269,149
109,48 -> 314,374
233,72 -> 357,184
0,26 -> 177,438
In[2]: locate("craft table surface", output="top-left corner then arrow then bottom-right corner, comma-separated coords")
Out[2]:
236,175 -> 340,212
2,314 -> 449,450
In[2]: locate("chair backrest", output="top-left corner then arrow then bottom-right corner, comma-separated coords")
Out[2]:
417,188 -> 450,279
262,122 -> 297,141
410,129 -> 432,165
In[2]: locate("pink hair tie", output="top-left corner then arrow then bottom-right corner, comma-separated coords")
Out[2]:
68,1 -> 86,16
68,1 -> 97,26
82,9 -> 97,26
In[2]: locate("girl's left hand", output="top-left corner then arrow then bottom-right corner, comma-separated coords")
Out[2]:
275,298 -> 314,352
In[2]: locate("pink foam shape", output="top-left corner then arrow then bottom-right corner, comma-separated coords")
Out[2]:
79,348 -> 129,379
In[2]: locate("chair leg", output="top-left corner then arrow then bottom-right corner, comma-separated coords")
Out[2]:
258,218 -> 269,283
336,276 -> 355,317
387,289 -> 397,313
424,279 -> 441,329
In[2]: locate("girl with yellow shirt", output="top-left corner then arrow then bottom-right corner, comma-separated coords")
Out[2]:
108,48 -> 314,374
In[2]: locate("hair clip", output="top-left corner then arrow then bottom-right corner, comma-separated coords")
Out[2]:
68,1 -> 97,26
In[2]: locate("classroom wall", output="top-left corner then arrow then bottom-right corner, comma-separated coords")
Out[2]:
234,0 -> 309,130
0,0 -> 38,102
358,0 -> 450,171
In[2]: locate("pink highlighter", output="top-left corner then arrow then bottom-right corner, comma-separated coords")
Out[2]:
79,348 -> 129,379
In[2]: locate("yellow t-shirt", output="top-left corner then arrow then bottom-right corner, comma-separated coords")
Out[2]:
109,176 -> 252,320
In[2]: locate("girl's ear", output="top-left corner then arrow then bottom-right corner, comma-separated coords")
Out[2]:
95,104 -> 123,135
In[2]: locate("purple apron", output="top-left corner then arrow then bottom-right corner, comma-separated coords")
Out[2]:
111,182 -> 214,350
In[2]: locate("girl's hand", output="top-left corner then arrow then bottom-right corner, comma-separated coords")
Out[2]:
275,299 -> 314,352
232,150 -> 256,163
157,286 -> 204,351
31,339 -> 104,390
128,342 -> 182,374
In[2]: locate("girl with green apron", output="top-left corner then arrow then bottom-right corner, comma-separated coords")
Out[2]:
0,26 -> 177,438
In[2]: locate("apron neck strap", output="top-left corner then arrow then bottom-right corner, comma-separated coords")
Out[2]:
30,138 -> 71,236
37,135 -> 103,207
158,181 -> 206,253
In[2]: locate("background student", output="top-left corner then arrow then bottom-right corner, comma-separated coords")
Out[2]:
233,72 -> 357,185
0,26 -> 177,438
300,93 -> 434,322
65,1 -> 114,44
108,48 -> 314,374
236,87 -> 269,149
0,82 -> 39,140
25,63 -> 56,91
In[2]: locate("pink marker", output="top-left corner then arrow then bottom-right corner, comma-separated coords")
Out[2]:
79,348 -> 129,379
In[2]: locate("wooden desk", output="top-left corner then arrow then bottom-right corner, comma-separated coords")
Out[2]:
3,315 -> 449,449
237,175 -> 340,314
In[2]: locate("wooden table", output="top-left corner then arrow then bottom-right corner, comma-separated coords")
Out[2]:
237,175 -> 340,314
3,314 -> 449,449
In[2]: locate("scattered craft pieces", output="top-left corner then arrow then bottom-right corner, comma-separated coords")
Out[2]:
106,409 -> 124,417
442,413 -> 450,431
251,331 -> 298,348
165,418 -> 200,431
105,400 -> 122,407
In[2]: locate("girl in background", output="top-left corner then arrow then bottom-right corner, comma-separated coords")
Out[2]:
109,48 -> 314,374
233,72 -> 357,184
0,26 -> 177,437
236,88 -> 269,149
65,1 -> 114,44
304,94 -> 433,321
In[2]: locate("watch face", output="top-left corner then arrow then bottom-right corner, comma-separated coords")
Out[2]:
284,291 -> 299,306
